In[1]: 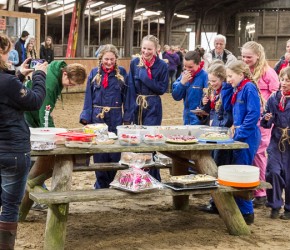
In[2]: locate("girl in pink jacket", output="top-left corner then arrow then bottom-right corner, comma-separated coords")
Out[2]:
241,41 -> 280,207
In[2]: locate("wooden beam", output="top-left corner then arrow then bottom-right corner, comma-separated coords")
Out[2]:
124,0 -> 138,57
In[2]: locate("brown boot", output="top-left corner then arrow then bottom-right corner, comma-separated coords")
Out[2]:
0,221 -> 18,250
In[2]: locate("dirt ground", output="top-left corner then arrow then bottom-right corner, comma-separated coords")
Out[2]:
15,93 -> 290,250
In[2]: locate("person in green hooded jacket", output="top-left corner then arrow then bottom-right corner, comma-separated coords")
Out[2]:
25,60 -> 87,127
21,60 -> 87,212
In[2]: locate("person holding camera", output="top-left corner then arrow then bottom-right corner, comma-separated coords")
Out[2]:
0,34 -> 47,249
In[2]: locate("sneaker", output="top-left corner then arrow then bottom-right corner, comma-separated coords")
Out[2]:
200,203 -> 219,214
31,202 -> 48,211
242,213 -> 254,225
253,196 -> 267,208
280,210 -> 290,220
270,208 -> 280,219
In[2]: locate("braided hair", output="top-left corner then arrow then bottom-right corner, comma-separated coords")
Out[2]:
207,63 -> 226,111
91,44 -> 124,86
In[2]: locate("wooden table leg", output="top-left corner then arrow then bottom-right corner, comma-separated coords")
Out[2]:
19,156 -> 54,221
43,155 -> 73,250
194,150 -> 250,235
212,191 -> 250,235
171,155 -> 190,210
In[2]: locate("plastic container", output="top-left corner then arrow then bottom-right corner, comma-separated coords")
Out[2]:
198,126 -> 233,143
120,152 -> 153,166
57,132 -> 95,148
117,126 -> 142,146
154,153 -> 172,166
143,134 -> 166,145
30,128 -> 67,151
154,125 -> 208,138
83,123 -> 108,137
117,125 -> 147,138
218,165 -> 260,188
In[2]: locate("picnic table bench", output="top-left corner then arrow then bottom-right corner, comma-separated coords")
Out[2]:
19,141 -> 271,250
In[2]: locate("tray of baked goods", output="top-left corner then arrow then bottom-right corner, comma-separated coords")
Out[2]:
198,127 -> 234,144
164,174 -> 218,190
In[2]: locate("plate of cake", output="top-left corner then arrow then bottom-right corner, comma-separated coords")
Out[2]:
165,135 -> 198,144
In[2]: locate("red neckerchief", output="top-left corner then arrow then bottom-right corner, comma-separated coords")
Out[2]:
142,55 -> 156,79
231,78 -> 251,105
210,86 -> 222,109
101,65 -> 114,88
190,61 -> 204,83
278,90 -> 290,112
278,60 -> 290,74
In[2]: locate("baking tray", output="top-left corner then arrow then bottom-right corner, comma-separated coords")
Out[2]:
168,174 -> 217,188
167,180 -> 217,188
163,182 -> 218,191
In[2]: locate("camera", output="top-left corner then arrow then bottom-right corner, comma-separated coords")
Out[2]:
30,59 -> 45,69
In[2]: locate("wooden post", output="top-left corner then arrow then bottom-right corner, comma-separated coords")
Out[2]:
124,0 -> 138,57
171,154 -> 190,210
194,151 -> 250,235
43,155 -> 73,250
19,156 -> 54,221
193,151 -> 218,177
212,191 -> 251,235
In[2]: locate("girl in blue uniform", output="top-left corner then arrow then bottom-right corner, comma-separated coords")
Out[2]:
261,67 -> 290,220
226,60 -> 262,224
80,44 -> 128,188
172,48 -> 208,125
201,62 -> 233,164
123,35 -> 168,181
199,62 -> 233,214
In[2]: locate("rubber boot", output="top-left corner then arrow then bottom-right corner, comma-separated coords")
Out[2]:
0,221 -> 18,250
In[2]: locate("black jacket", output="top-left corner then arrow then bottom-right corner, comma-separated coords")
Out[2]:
40,45 -> 54,63
14,38 -> 26,66
0,70 -> 46,153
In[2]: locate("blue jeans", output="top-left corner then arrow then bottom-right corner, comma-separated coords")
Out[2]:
0,152 -> 31,222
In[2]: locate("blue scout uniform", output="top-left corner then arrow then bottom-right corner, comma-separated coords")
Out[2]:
261,91 -> 290,211
123,56 -> 168,125
123,56 -> 169,181
232,81 -> 261,215
201,82 -> 233,166
172,70 -> 208,125
80,66 -> 127,188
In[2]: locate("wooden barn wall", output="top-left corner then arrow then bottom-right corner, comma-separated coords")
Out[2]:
229,10 -> 290,60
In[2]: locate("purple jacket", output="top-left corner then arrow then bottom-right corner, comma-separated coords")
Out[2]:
163,52 -> 180,71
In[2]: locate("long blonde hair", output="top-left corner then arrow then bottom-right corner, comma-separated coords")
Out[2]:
137,35 -> 159,67
241,41 -> 268,83
227,60 -> 265,108
0,34 -> 11,70
91,44 -> 124,85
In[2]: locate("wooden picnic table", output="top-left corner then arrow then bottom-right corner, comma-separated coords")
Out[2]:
19,141 -> 270,250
